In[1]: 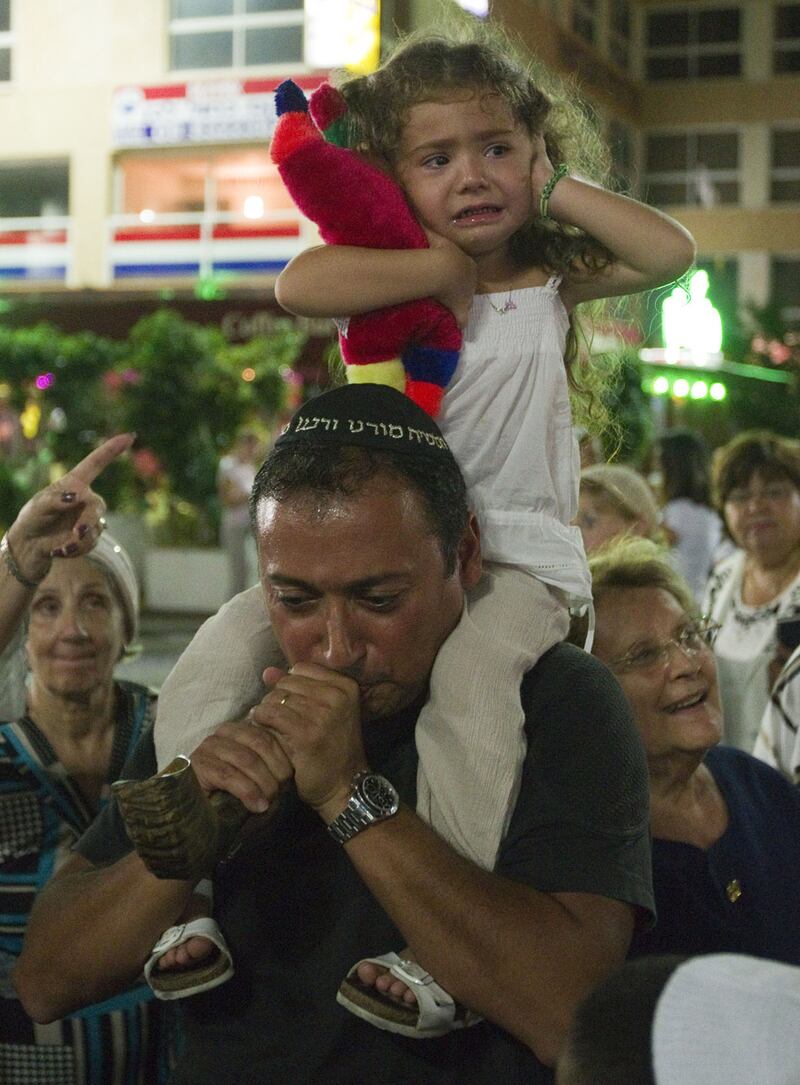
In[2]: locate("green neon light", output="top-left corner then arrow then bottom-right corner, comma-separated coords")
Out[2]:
653,375 -> 670,395
719,358 -> 793,384
662,269 -> 723,354
642,371 -> 732,402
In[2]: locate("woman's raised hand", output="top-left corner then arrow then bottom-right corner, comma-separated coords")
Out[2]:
5,433 -> 135,585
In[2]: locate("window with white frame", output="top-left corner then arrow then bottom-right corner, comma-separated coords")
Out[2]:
775,4 -> 800,73
572,0 -> 598,44
116,149 -> 293,220
609,0 -> 631,70
169,0 -> 303,72
771,256 -> 800,323
0,0 -> 12,82
645,6 -> 741,80
771,127 -> 800,201
644,130 -> 739,206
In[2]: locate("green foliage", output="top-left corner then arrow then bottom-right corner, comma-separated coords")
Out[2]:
0,457 -> 26,531
116,311 -> 223,522
216,319 -> 306,422
46,332 -> 126,464
0,323 -> 62,408
0,309 -> 308,543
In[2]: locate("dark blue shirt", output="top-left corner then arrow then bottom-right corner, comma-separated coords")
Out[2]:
630,744 -> 800,964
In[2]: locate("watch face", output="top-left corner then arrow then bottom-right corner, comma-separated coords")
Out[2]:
359,773 -> 398,815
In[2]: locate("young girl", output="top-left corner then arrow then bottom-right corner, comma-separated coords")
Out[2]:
150,27 -> 694,1033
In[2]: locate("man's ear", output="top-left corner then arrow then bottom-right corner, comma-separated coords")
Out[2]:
456,512 -> 482,589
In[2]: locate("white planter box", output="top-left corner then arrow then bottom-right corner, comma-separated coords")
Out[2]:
144,548 -> 229,613
104,512 -> 152,589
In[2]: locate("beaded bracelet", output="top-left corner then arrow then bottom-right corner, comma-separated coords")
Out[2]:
0,532 -> 43,589
539,163 -> 569,221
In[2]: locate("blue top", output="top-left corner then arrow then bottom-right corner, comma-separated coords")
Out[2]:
0,681 -> 171,1084
630,745 -> 800,964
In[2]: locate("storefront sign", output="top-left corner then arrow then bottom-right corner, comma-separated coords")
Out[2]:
111,74 -> 324,149
221,309 -> 332,341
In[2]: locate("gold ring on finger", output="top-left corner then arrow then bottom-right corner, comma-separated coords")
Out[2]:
280,693 -> 289,707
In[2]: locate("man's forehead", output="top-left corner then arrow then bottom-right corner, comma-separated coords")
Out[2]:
255,483 -> 449,592
255,475 -> 430,530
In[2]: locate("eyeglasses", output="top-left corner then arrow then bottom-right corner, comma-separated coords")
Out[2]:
610,619 -> 720,674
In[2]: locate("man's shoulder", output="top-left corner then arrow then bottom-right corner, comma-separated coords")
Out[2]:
521,641 -> 619,705
518,642 -> 644,786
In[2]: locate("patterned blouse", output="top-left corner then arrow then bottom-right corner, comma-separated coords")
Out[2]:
703,550 -> 800,751
0,680 -> 171,1085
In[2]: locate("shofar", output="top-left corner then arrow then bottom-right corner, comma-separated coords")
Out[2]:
112,756 -> 252,881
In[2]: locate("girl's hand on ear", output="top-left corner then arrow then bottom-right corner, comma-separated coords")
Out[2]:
530,133 -> 556,206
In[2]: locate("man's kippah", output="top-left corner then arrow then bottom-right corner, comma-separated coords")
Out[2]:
275,383 -> 453,458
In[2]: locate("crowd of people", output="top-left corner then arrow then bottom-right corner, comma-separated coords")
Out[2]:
1,21 -> 799,1085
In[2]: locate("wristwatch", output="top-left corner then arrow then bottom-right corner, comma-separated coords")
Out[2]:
327,771 -> 400,844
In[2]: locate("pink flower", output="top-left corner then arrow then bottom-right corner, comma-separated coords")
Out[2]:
768,341 -> 792,365
103,371 -> 124,393
132,447 -> 163,479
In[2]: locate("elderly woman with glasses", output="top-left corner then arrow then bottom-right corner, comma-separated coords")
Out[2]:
703,431 -> 800,752
584,537 -> 800,965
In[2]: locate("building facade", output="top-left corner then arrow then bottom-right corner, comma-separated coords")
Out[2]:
0,0 -> 796,337
488,0 -> 800,329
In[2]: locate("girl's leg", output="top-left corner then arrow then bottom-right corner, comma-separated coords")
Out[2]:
146,880 -> 235,1000
154,584 -> 286,770
415,565 -> 569,869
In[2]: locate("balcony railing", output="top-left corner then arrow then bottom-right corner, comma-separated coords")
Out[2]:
0,216 -> 73,284
107,208 -> 311,283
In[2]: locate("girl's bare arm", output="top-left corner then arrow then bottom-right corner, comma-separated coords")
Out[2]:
275,241 -> 477,328
530,141 -> 696,308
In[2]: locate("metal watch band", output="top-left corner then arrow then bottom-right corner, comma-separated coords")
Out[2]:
326,772 -> 399,845
327,805 -> 371,845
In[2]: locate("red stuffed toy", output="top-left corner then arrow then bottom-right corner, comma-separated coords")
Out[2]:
270,79 -> 461,418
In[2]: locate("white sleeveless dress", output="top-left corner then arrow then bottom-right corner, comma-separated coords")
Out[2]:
438,278 -> 590,606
